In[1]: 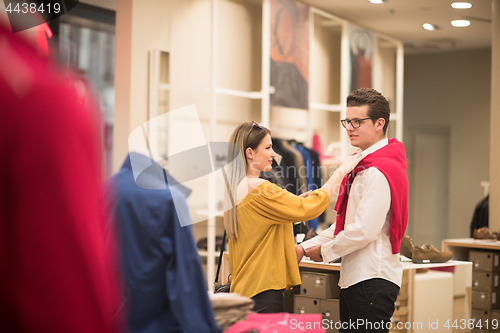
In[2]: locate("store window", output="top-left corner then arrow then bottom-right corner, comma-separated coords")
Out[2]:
53,4 -> 115,177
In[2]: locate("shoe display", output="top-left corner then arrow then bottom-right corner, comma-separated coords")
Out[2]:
412,244 -> 453,264
473,227 -> 497,240
400,235 -> 414,259
303,228 -> 318,241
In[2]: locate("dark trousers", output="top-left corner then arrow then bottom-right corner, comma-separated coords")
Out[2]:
339,278 -> 400,333
251,289 -> 285,313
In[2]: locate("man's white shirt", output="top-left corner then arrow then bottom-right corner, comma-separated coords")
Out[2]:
300,138 -> 402,288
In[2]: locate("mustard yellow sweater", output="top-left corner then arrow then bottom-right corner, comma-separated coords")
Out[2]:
229,181 -> 330,298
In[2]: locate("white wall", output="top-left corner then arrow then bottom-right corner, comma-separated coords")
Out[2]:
114,0 -> 214,170
404,48 -> 491,245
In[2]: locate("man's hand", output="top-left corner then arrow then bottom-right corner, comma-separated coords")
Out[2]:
305,245 -> 323,262
295,245 -> 305,264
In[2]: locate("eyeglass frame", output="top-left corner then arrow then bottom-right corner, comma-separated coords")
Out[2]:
340,117 -> 379,129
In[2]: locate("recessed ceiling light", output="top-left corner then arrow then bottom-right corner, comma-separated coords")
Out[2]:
368,0 -> 385,4
451,2 -> 472,9
423,23 -> 437,31
451,19 -> 471,27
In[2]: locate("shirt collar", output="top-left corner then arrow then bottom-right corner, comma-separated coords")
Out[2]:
361,138 -> 388,157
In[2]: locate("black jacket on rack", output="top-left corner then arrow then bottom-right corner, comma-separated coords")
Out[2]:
272,138 -> 299,195
260,159 -> 285,188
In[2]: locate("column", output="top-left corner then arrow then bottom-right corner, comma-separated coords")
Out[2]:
113,0 -> 133,172
490,0 -> 500,230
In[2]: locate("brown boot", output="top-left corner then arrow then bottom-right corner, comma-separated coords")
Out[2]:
473,227 -> 497,240
412,244 -> 453,264
400,235 -> 414,259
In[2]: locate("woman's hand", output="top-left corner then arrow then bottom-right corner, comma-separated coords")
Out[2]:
295,245 -> 305,264
321,149 -> 364,200
336,149 -> 364,177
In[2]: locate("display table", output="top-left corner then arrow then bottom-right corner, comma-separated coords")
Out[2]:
442,238 -> 500,259
221,253 -> 471,333
297,258 -> 471,333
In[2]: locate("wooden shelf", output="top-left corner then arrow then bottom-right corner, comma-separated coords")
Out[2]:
443,238 -> 500,251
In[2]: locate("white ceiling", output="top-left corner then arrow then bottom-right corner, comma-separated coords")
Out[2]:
301,0 -> 492,54
83,0 -> 492,54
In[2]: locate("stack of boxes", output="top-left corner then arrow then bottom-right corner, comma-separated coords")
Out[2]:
470,250 -> 500,333
390,270 -> 409,333
293,270 -> 411,333
294,271 -> 341,333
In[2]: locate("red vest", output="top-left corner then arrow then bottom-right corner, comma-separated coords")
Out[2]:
334,138 -> 409,254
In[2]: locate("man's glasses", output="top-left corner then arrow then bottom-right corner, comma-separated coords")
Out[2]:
340,117 -> 377,129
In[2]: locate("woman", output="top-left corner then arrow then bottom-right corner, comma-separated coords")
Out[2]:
224,121 -> 362,313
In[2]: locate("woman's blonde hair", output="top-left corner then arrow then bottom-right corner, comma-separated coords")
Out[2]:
223,122 -> 271,241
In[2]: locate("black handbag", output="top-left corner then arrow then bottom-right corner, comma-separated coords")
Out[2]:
214,230 -> 231,293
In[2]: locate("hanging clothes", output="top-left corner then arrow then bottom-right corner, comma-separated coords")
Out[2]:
273,139 -> 299,195
311,132 -> 324,163
294,143 -> 318,230
470,195 -> 489,237
282,140 -> 306,194
260,159 -> 285,188
304,146 -> 325,223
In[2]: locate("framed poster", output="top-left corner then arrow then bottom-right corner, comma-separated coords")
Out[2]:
270,0 -> 309,110
348,23 -> 375,92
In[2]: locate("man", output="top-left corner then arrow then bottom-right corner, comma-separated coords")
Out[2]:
296,88 -> 409,333
104,152 -> 221,333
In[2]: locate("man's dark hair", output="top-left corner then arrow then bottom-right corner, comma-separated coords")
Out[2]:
346,88 -> 390,134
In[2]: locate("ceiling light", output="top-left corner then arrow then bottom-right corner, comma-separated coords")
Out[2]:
451,20 -> 471,27
423,23 -> 436,31
451,2 -> 472,9
368,0 -> 384,4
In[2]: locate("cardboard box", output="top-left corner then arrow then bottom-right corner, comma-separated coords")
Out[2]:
294,295 -> 320,314
393,305 -> 408,317
473,271 -> 500,292
470,251 -> 500,272
472,309 -> 491,323
300,271 -> 340,299
284,285 -> 300,313
394,298 -> 408,308
472,290 -> 500,310
391,317 -> 409,333
320,299 -> 340,333
490,309 -> 500,332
